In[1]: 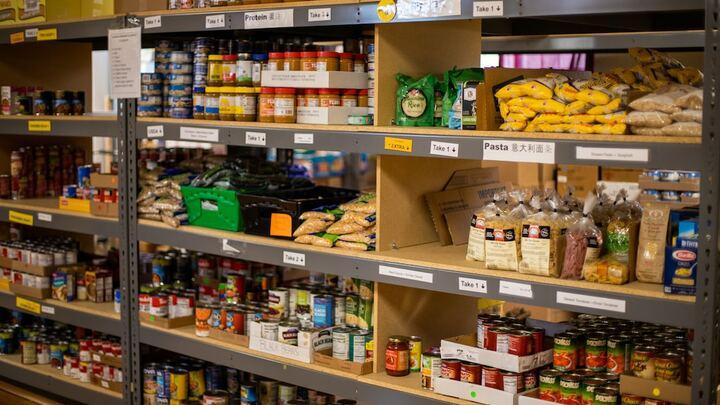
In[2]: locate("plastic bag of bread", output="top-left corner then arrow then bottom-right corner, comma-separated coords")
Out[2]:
662,121 -> 702,137
626,111 -> 672,127
293,218 -> 332,237
484,190 -> 533,271
561,194 -> 603,280
671,109 -> 702,123
466,194 -> 503,262
674,89 -> 703,110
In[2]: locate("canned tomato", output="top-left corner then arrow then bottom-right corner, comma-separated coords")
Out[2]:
332,327 -> 352,360
558,374 -> 582,404
554,333 -> 578,371
539,369 -> 563,402
508,330 -> 533,356
585,333 -> 608,372
441,359 -> 461,380
409,336 -> 422,372
421,347 -> 441,390
476,314 -> 493,348
581,377 -> 605,405
631,345 -> 657,379
607,334 -> 630,375
488,326 -> 511,352
144,363 -> 159,395
278,320 -> 299,346
501,371 -> 523,393
593,387 -> 618,404
482,319 -> 504,349
483,366 -> 502,389
653,352 -> 683,383
523,370 -> 538,389
460,362 -> 481,384
150,293 -> 169,317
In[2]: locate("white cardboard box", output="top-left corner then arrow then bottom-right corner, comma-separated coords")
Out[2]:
248,321 -> 313,363
518,389 -> 554,405
440,334 -> 553,373
434,378 -> 520,405
261,71 -> 368,89
296,106 -> 369,124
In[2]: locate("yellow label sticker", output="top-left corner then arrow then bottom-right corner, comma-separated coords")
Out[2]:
16,297 -> 41,314
9,210 -> 33,226
37,28 -> 58,41
377,0 -> 397,22
652,388 -> 661,397
28,120 -> 51,132
9,32 -> 24,44
384,137 -> 413,153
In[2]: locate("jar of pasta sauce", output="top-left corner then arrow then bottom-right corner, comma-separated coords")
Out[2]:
386,336 -> 410,377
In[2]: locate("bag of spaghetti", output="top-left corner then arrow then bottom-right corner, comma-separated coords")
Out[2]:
484,190 -> 533,271
561,194 -> 603,280
466,192 -> 506,262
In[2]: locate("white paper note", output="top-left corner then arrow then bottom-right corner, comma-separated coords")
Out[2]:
109,27 -> 141,99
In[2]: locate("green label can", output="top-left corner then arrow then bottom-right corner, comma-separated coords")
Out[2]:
553,333 -> 577,371
558,374 -> 582,405
585,333 -> 607,372
538,369 -> 562,402
351,329 -> 371,363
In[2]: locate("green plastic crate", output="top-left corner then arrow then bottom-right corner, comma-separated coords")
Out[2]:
181,186 -> 244,232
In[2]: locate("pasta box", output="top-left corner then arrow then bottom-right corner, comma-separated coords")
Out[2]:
664,237 -> 697,295
52,269 -> 76,302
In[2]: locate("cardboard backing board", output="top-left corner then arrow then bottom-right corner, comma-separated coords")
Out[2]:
502,303 -> 574,323
556,165 -> 599,199
440,334 -> 552,373
313,349 -> 373,375
620,375 -> 691,405
2,257 -> 56,277
139,312 -> 195,329
10,283 -> 51,299
208,328 -> 249,348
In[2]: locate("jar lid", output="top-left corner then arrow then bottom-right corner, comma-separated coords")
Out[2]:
260,87 -> 275,94
354,53 -> 366,60
304,89 -> 319,95
223,54 -> 238,61
317,51 -> 339,58
319,88 -> 340,95
300,51 -> 318,58
208,55 -> 223,61
284,51 -> 302,57
268,52 -> 285,59
205,87 -> 220,93
236,87 -> 258,94
388,335 -> 409,343
339,52 -> 353,59
359,89 -> 369,95
342,89 -> 358,95
275,87 -> 296,95
220,86 -> 236,93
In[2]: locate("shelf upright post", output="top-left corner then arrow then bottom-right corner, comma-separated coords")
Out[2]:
695,1 -> 720,403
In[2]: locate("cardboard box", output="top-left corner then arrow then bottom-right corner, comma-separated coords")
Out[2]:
209,328 -> 249,347
601,167 -> 642,183
440,334 -> 552,373
444,167 -> 500,190
664,237 -> 697,296
90,351 -> 123,369
10,283 -> 50,299
139,312 -> 195,329
434,377 -> 520,405
620,375 -> 691,405
296,106 -> 370,125
518,389 -> 554,405
0,256 -> 55,277
90,374 -> 123,394
556,165 -> 599,199
91,201 -> 118,218
51,269 -> 75,302
90,173 -> 118,189
114,0 -> 169,13
0,0 -> 17,25
313,349 -> 373,375
249,335 -> 314,364
483,162 -> 555,190
261,71 -> 368,89
59,197 -> 91,213
85,269 -> 112,303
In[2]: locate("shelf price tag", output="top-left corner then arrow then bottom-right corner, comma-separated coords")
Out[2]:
16,297 -> 40,314
576,146 -> 649,163
9,32 -> 23,44
244,9 -> 294,29
482,140 -> 555,164
147,125 -> 164,138
556,291 -> 626,313
498,280 -> 533,298
246,131 -> 266,146
473,1 -> 503,16
144,15 -> 162,29
28,120 -> 51,132
379,265 -> 434,284
37,213 -> 52,222
9,210 -> 33,226
458,277 -> 487,293
37,28 -> 57,41
24,28 -> 38,39
205,14 -> 226,29
41,305 -> 55,315
283,251 -> 306,267
294,133 -> 314,144
384,137 -> 413,153
180,126 -> 219,142
430,140 -> 459,157
308,8 -> 331,22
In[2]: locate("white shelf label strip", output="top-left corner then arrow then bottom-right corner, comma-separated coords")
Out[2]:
180,126 -> 219,142
245,9 -> 294,29
556,291 -> 626,313
458,277 -> 487,293
379,265 -> 434,284
576,146 -> 649,162
498,280 -> 533,298
483,140 -> 555,164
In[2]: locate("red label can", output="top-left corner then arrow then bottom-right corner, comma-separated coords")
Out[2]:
482,320 -> 504,349
139,293 -> 151,312
92,362 -> 103,378
490,326 -> 512,353
483,366 -> 502,389
523,370 -> 538,389
441,359 -> 461,380
460,362 -> 481,384
501,371 -> 524,393
530,327 -> 545,354
508,330 -> 533,356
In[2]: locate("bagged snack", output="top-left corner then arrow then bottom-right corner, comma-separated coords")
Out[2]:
667,67 -> 703,86
561,194 -> 603,280
593,123 -> 627,135
576,87 -> 612,106
500,121 -> 526,131
628,85 -> 695,114
586,98 -> 622,115
625,111 -> 672,128
466,194 -> 503,262
671,109 -> 702,123
600,191 -> 641,284
342,211 -> 376,227
293,218 -> 332,237
662,121 -> 702,137
564,100 -> 591,115
339,193 -> 376,214
294,234 -> 335,248
594,112 -> 626,125
396,73 -> 437,126
299,211 -> 337,221
338,231 -> 375,244
336,241 -> 374,251
630,126 -> 665,136
327,219 -> 366,235
484,191 -> 532,271
443,68 -> 485,128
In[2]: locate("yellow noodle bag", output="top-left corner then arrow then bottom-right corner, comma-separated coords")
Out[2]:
565,100 -> 590,115
500,121 -> 526,131
586,98 -> 622,115
576,88 -> 612,106
508,105 -> 537,119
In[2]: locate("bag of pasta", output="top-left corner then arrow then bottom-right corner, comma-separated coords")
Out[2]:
519,197 -> 565,277
600,190 -> 641,284
484,190 -> 532,271
466,193 -> 504,262
561,194 -> 603,280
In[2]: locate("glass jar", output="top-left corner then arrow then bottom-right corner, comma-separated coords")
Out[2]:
319,89 -> 341,107
204,87 -> 220,120
284,52 -> 301,71
258,87 -> 275,123
316,51 -> 339,71
274,88 -> 296,123
358,89 -> 369,107
219,87 -> 236,121
207,55 -> 224,87
296,89 -> 307,107
268,52 -> 284,71
300,51 -> 317,71
193,87 -> 205,119
339,52 -> 353,72
236,53 -> 253,87
354,53 -> 366,72
251,53 -> 267,87
222,55 -> 238,85
305,89 -> 319,107
386,336 -> 410,377
341,89 -> 358,107
235,87 -> 258,122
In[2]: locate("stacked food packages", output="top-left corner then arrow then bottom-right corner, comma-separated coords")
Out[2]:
466,189 -> 642,286
293,193 -> 376,251
626,85 -> 703,136
4,145 -> 85,200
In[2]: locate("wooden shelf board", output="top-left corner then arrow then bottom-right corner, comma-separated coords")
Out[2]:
0,354 -> 122,399
358,372 -> 478,404
0,15 -> 120,31
0,114 -> 116,122
134,0 -> 361,16
0,289 -> 120,321
0,198 -> 117,222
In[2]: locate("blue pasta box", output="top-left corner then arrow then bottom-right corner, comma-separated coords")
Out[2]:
663,237 -> 698,295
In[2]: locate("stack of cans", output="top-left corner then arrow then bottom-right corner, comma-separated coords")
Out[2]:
139,74 -> 164,117
154,41 -> 175,118
167,50 -> 193,119
192,37 -> 215,120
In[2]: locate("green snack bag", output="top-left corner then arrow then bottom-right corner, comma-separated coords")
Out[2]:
434,80 -> 445,126
442,67 -> 485,128
395,73 -> 437,126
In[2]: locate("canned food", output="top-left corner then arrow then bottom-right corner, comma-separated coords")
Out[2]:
196,305 -> 212,337
501,371 -> 523,393
523,370 -> 538,390
144,363 -> 159,395
334,294 -> 347,326
581,377 -> 605,405
508,330 -> 533,356
226,368 -> 240,395
539,369 -> 563,402
620,393 -> 644,404
21,338 -> 36,364
593,387 -> 618,404
332,327 -> 351,360
269,288 -> 289,320
240,384 -> 257,403
631,345 -> 657,379
460,362 -> 481,384
585,333 -> 608,372
558,374 -> 582,404
421,347 -> 441,390
260,320 -> 279,341
350,329 -> 371,363
312,295 -> 334,328
607,334 -> 631,375
189,364 -> 206,399
203,390 -> 229,405
653,352 -> 683,383
409,336 -> 422,372
483,366 -> 502,390
278,383 -> 297,405
441,359 -> 461,380
554,333 -> 578,371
